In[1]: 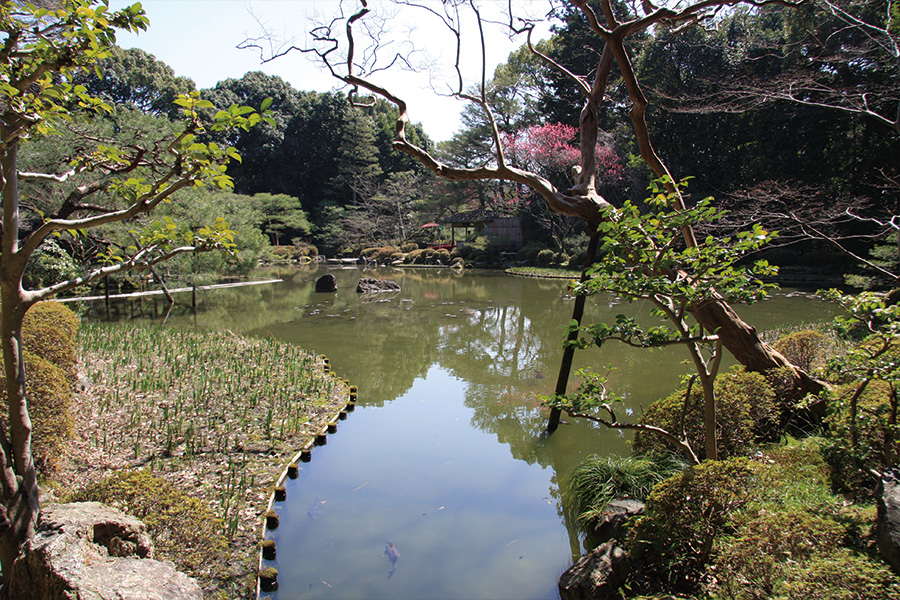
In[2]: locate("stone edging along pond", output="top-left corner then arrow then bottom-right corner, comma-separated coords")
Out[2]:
255,358 -> 359,596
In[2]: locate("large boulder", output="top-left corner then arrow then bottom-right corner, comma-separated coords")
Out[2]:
6,502 -> 202,600
878,467 -> 900,573
315,274 -> 337,293
558,541 -> 630,600
356,278 -> 401,293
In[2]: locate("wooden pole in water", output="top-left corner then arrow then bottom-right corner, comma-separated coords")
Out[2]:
547,230 -> 601,434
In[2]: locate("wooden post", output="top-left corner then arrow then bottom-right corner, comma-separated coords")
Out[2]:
547,230 -> 601,434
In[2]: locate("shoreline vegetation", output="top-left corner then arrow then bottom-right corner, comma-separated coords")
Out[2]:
47,321 -> 352,599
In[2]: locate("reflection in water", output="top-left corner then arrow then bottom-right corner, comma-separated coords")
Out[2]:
85,267 -> 837,599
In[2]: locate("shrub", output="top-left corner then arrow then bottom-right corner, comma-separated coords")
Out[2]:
772,329 -> 833,374
291,240 -> 318,259
361,246 -> 397,263
516,241 -> 547,262
628,457 -> 761,594
634,367 -> 777,460
24,301 -> 79,342
23,301 -> 79,379
0,351 -> 72,474
22,237 -> 79,290
822,379 -> 898,496
535,248 -> 556,267
709,509 -> 846,600
435,249 -> 451,264
71,470 -> 228,578
777,548 -> 900,599
400,242 -> 418,253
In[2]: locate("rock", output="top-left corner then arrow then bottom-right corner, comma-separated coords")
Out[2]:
558,541 -> 630,600
593,499 -> 644,544
315,274 -> 337,293
877,467 -> 900,573
356,278 -> 401,293
6,502 -> 203,600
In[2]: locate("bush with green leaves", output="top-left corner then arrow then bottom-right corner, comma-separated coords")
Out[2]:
0,352 -> 72,474
771,329 -> 833,375
823,379 -> 898,495
551,177 -> 777,462
21,238 -> 79,291
633,367 -> 777,461
708,509 -> 846,599
817,290 -> 900,494
22,301 -> 79,380
776,548 -> 900,599
361,246 -> 398,263
628,457 -> 761,594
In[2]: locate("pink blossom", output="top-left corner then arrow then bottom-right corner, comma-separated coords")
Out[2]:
501,123 -> 624,182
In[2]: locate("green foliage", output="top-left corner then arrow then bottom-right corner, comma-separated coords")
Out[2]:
401,242 -> 419,253
22,239 -> 79,292
822,380 -> 899,495
0,352 -> 72,475
579,177 -> 776,307
24,301 -> 79,345
564,454 -> 687,531
535,248 -> 557,266
816,290 -> 900,494
22,302 -> 79,380
709,509 -> 846,599
633,367 -> 777,460
629,457 -> 762,593
71,470 -> 229,581
771,329 -> 833,374
775,548 -> 900,599
362,246 -> 399,263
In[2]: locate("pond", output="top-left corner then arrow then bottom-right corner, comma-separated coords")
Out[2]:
86,267 -> 837,599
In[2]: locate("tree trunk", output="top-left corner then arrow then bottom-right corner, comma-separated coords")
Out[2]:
0,128 -> 40,578
691,297 -> 825,396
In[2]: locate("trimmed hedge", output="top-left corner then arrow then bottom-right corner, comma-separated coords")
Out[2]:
23,301 -> 79,380
634,366 -> 777,460
0,351 -> 73,474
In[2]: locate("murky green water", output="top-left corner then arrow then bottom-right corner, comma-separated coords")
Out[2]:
86,267 -> 837,599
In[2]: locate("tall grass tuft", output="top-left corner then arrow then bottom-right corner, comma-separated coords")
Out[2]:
564,453 -> 687,530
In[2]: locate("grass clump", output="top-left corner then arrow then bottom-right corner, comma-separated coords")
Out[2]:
564,454 -> 686,531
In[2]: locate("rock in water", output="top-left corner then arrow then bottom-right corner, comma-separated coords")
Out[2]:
356,278 -> 401,293
558,541 -> 630,600
315,274 -> 338,292
6,502 -> 203,600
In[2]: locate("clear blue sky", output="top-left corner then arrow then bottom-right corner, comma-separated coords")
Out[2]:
110,1 -> 552,142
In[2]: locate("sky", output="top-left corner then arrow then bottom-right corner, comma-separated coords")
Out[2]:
109,1 -> 554,142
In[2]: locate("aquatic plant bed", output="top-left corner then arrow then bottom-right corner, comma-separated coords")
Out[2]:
506,266 -> 583,279
50,322 -> 350,597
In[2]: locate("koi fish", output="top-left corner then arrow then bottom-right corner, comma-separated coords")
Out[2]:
384,541 -> 399,579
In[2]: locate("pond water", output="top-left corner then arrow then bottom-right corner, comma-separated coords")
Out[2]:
86,267 -> 837,600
